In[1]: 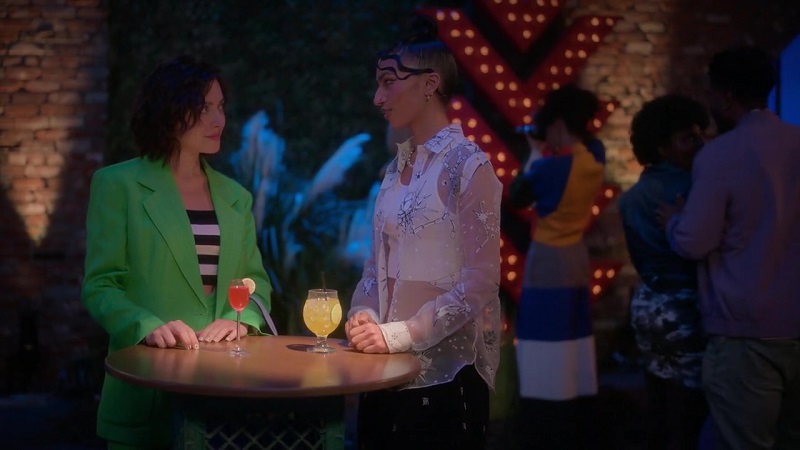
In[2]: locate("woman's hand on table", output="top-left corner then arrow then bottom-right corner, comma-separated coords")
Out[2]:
144,320 -> 199,349
349,322 -> 389,354
197,319 -> 248,343
345,311 -> 375,341
344,311 -> 375,347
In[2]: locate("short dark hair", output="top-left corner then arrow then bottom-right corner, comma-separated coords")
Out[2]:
630,94 -> 709,166
708,46 -> 776,105
533,84 -> 599,141
130,55 -> 225,163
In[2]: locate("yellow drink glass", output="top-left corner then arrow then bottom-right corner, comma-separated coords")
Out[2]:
302,289 -> 342,353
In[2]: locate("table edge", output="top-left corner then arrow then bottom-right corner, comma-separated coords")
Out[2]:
104,336 -> 420,398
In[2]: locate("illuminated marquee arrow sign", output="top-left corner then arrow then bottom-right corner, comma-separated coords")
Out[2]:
419,5 -> 621,301
447,97 -> 526,298
475,0 -> 561,53
420,7 -> 618,127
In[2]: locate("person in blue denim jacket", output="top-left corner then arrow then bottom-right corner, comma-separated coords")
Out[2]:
619,94 -> 710,450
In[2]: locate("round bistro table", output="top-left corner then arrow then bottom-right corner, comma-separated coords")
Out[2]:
105,335 -> 420,449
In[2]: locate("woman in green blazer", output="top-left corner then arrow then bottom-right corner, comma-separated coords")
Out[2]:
81,56 -> 273,449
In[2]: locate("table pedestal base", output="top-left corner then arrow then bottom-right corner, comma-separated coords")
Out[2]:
172,395 -> 345,450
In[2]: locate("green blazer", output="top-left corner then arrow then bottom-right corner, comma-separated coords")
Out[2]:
81,157 -> 273,447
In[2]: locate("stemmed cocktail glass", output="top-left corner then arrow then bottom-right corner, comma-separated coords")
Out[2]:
302,288 -> 342,354
227,278 -> 250,357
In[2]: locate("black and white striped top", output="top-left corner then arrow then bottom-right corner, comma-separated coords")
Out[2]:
187,209 -> 220,290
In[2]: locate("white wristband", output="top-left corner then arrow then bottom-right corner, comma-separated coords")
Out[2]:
378,322 -> 412,353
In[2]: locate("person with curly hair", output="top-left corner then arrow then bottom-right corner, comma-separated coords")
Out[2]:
508,84 -> 605,450
81,56 -> 273,449
344,14 -> 502,450
619,94 -> 710,450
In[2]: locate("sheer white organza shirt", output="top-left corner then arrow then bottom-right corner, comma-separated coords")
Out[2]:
350,123 -> 502,389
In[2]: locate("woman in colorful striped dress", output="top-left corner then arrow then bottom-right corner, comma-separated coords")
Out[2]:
509,84 -> 605,450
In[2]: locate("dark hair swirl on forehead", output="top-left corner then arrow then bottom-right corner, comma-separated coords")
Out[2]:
130,55 -> 226,164
376,14 -> 460,102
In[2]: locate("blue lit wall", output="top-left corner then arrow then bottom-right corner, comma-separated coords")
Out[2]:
776,35 -> 800,126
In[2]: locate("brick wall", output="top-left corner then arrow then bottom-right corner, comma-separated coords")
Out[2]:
0,0 -> 107,392
0,0 -> 798,392
570,0 -> 800,355
572,0 -> 800,189
565,0 -> 800,355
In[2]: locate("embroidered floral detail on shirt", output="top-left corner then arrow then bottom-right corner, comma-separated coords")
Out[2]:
361,266 -> 377,296
397,181 -> 449,236
442,149 -> 470,195
483,330 -> 498,348
473,200 -> 501,251
426,127 -> 453,149
362,277 -> 376,295
428,273 -> 460,290
433,303 -> 471,327
413,349 -> 435,383
397,187 -> 430,235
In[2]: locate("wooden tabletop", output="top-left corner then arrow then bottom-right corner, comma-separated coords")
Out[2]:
105,335 -> 420,399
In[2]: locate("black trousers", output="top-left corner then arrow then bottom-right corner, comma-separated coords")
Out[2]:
516,395 -> 597,450
644,372 -> 708,450
357,365 -> 489,450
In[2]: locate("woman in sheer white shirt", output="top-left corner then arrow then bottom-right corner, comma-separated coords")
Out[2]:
344,14 -> 502,450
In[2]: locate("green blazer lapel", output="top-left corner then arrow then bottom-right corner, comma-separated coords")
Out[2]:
205,160 -> 245,315
138,158 -> 207,305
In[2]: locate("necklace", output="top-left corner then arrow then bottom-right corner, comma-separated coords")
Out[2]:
397,140 -> 416,172
403,148 -> 416,169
